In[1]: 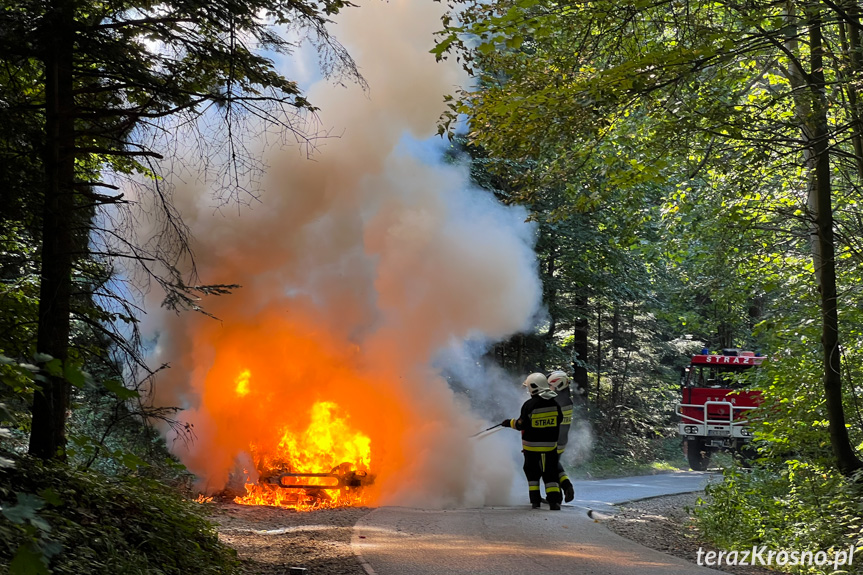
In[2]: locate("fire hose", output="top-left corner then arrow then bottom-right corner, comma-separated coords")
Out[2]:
469,423 -> 503,438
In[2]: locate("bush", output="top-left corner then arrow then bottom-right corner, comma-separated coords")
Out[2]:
0,456 -> 238,575
571,434 -> 686,479
694,462 -> 863,575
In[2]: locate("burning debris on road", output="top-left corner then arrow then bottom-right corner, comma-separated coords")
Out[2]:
232,400 -> 375,511
238,464 -> 375,511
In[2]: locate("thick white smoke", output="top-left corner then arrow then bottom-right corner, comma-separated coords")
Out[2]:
140,0 -> 546,507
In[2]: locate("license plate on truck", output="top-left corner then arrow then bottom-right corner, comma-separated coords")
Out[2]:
708,429 -> 730,436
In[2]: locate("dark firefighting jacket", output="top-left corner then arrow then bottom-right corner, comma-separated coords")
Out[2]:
554,389 -> 574,454
508,395 -> 563,452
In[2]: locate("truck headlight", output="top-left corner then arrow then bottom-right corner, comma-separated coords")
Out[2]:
740,428 -> 753,437
684,426 -> 698,434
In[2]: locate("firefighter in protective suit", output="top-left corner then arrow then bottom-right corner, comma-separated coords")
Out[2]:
547,370 -> 575,503
501,373 -> 564,510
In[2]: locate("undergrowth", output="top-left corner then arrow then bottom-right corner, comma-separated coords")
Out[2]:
694,462 -> 863,575
0,455 -> 239,575
569,434 -> 688,479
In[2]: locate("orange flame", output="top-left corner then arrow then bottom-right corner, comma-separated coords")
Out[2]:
171,308 -> 410,510
234,398 -> 374,511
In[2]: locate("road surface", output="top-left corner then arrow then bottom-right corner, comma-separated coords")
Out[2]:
569,470 -> 715,512
352,472 -> 725,575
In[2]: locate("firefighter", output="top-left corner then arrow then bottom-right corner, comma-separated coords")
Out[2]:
547,370 -> 575,503
501,373 -> 564,510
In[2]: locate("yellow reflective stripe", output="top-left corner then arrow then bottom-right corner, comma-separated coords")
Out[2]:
523,445 -> 556,452
532,406 -> 559,414
546,486 -> 561,493
510,419 -> 517,428
523,440 -> 557,448
528,485 -> 540,491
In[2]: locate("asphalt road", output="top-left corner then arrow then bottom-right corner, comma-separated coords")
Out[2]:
569,470 -> 715,512
352,472 -> 724,575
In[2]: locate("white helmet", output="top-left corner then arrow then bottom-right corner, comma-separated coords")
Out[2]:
547,370 -> 570,391
522,373 -> 551,396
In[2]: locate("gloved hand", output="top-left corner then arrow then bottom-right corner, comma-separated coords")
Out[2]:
501,419 -> 511,428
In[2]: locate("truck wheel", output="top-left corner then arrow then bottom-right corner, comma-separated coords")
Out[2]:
734,446 -> 758,468
686,439 -> 711,471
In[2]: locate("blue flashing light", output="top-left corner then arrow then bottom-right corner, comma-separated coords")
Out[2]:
700,347 -> 709,355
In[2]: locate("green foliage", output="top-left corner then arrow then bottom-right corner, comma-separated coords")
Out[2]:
0,456 -> 238,575
695,464 -> 863,575
1,491 -> 59,575
0,352 -> 153,465
742,277 -> 863,468
435,0 -> 863,562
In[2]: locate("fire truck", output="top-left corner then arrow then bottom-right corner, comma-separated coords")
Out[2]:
676,349 -> 764,470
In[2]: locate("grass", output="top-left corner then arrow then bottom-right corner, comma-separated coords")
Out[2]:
567,435 -> 690,479
567,437 -> 756,479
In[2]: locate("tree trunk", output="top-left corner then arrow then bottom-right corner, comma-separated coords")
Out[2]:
748,295 -> 764,332
619,304 -> 636,405
717,303 -> 733,349
516,334 -> 524,374
572,294 -> 589,398
610,303 -> 621,406
545,253 -> 557,341
805,5 -> 863,475
29,0 -> 76,460
595,300 -> 602,405
839,0 -> 863,180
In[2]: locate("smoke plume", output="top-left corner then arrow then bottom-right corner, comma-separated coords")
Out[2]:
142,0 -> 544,507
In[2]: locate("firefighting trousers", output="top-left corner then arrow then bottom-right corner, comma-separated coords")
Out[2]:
522,449 -> 562,505
557,446 -> 573,492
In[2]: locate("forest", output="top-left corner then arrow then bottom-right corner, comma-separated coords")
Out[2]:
2,0 -> 863,573
433,0 -> 863,567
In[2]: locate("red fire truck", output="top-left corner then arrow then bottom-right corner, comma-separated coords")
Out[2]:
676,349 -> 764,470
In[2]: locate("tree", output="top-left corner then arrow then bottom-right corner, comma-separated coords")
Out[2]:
434,0 -> 863,475
445,131 -> 684,445
1,0 -> 362,459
